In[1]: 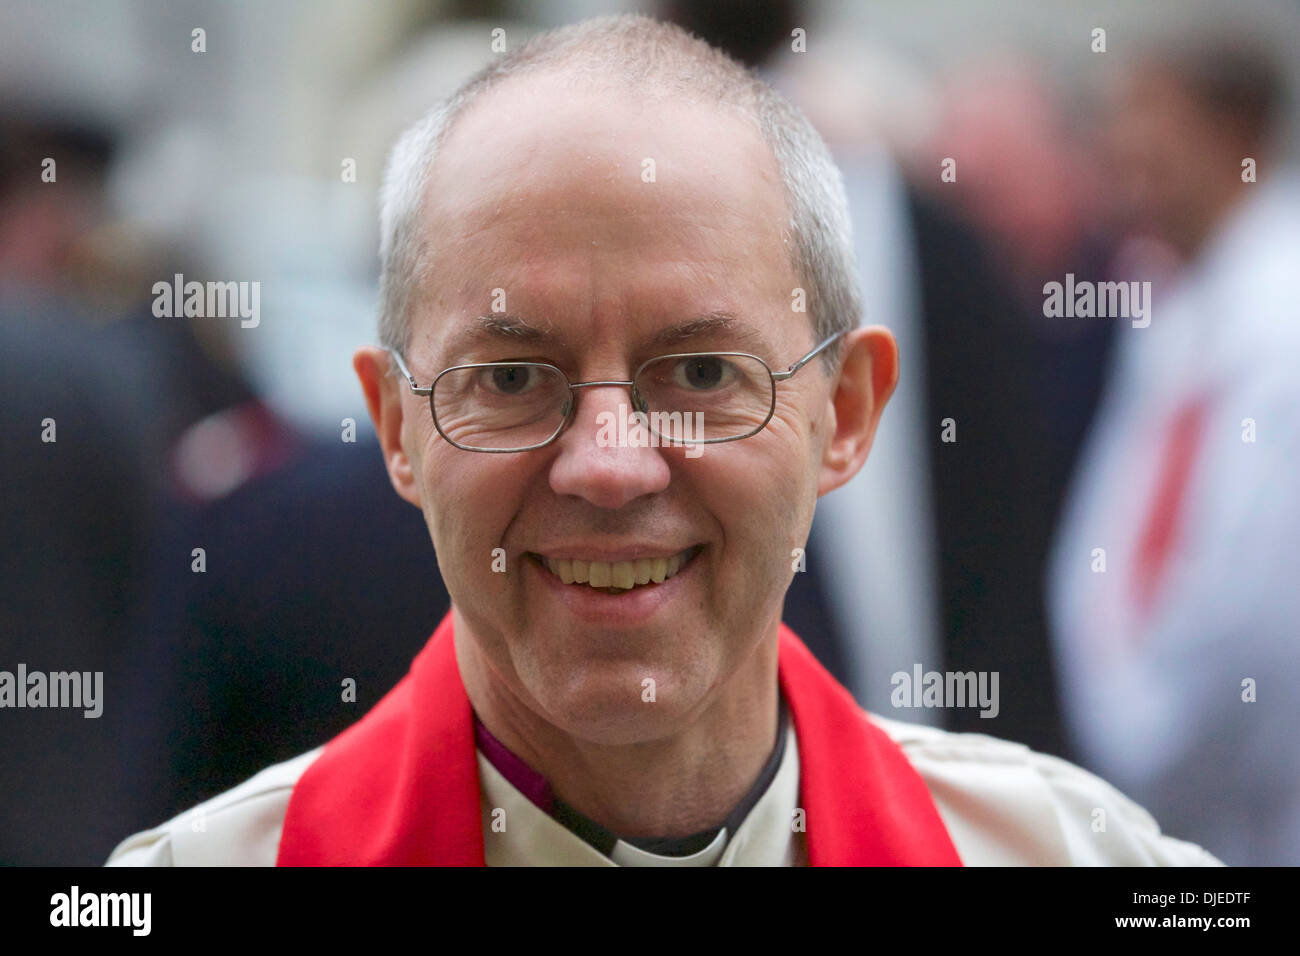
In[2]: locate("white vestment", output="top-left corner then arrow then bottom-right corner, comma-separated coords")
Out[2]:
107,714 -> 1220,867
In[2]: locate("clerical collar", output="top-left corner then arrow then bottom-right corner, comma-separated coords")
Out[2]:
473,695 -> 790,865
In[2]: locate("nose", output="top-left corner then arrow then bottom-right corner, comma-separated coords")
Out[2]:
547,383 -> 671,509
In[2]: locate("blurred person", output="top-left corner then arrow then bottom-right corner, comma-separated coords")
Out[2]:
1049,32 -> 1300,865
0,115 -> 252,864
910,55 -> 1119,525
0,312 -> 156,865
0,113 -> 255,445
0,119 -> 113,309
108,14 -> 1217,867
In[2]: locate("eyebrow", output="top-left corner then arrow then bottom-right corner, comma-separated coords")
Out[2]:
441,314 -> 557,352
444,310 -> 775,360
646,312 -> 774,356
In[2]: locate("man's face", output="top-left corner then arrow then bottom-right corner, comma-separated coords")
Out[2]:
399,76 -> 833,744
1105,64 -> 1242,251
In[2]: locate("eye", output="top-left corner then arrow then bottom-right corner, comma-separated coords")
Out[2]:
671,355 -> 737,391
482,365 -> 540,396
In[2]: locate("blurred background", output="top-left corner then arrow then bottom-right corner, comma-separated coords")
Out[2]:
2,0 -> 1297,866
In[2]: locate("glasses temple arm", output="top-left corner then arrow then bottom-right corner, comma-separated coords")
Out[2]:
388,349 -> 433,395
770,330 -> 847,381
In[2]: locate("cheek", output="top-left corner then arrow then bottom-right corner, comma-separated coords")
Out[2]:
693,451 -> 809,638
698,411 -> 818,570
752,406 -> 821,547
419,442 -> 522,576
765,396 -> 824,488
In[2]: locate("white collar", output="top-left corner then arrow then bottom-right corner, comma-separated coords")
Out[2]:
476,721 -> 804,866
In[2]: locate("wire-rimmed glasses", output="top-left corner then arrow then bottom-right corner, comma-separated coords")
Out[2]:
389,330 -> 845,453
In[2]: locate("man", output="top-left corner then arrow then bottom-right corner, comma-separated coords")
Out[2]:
109,15 -> 1218,866
1049,33 -> 1300,865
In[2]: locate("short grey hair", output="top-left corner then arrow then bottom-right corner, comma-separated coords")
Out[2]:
377,14 -> 861,369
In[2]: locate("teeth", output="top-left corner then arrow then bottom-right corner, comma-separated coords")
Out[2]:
543,549 -> 694,591
610,562 -> 635,589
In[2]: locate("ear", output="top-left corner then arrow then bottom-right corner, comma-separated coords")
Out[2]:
353,346 -> 423,508
817,326 -> 899,497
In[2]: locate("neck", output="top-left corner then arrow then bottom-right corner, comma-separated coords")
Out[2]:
1174,174 -> 1255,260
453,608 -> 782,838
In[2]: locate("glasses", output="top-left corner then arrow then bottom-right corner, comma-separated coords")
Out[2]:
389,330 -> 846,453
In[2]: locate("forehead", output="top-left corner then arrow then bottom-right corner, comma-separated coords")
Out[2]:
429,71 -> 786,222
410,72 -> 798,358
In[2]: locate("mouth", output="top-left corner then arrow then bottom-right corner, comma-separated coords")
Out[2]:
526,545 -> 702,595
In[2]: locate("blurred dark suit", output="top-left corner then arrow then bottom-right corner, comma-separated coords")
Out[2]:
0,314 -> 156,865
119,432 -> 449,828
1,299 -> 255,864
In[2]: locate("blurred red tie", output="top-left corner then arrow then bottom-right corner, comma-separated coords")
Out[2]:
1131,395 -> 1211,621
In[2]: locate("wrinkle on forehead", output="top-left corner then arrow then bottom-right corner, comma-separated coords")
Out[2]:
405,72 -> 800,364
423,71 -> 786,238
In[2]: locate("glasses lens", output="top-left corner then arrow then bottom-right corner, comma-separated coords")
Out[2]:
433,364 -> 569,450
634,354 -> 774,442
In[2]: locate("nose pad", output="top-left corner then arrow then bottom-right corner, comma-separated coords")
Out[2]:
631,389 -> 649,416
561,395 -> 573,419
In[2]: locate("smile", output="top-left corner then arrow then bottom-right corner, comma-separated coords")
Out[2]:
528,546 -> 701,594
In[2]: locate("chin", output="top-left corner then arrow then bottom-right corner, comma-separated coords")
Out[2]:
535,668 -> 701,746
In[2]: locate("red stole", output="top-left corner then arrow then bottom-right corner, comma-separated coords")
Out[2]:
277,612 -> 962,866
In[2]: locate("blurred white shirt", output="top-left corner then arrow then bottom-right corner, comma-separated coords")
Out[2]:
1049,171 -> 1300,865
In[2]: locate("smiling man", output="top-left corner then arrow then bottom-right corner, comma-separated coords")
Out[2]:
108,14 -> 1219,867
